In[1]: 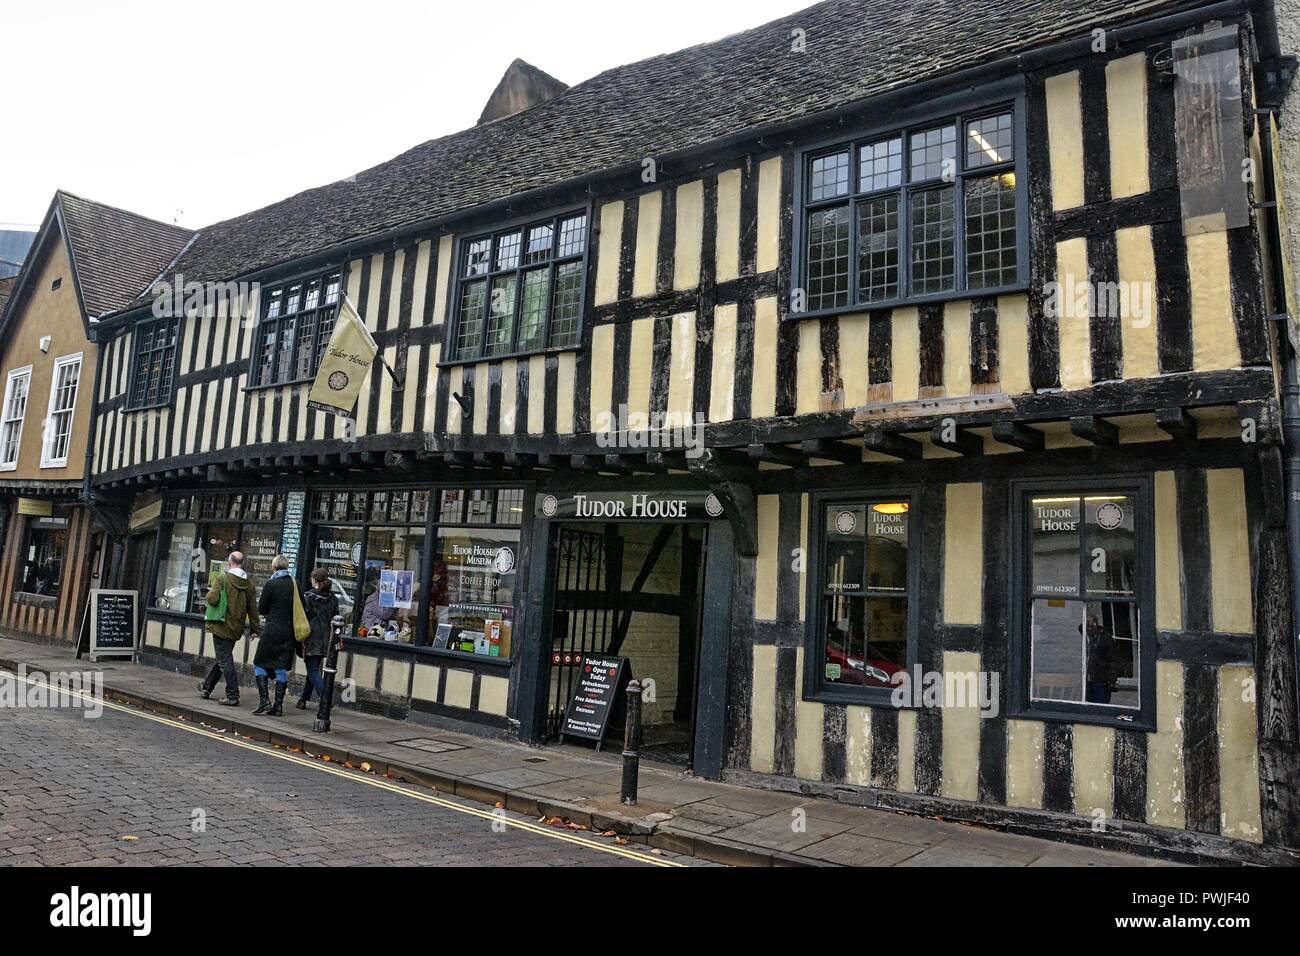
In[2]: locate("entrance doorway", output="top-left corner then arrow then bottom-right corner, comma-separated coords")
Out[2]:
545,522 -> 705,766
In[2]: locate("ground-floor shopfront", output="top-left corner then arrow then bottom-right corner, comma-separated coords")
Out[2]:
0,487 -> 107,644
81,419 -> 1300,860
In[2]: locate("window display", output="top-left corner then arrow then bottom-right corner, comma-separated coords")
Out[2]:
428,528 -> 518,657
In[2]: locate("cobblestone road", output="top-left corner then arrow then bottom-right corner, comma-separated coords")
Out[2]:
0,690 -> 700,867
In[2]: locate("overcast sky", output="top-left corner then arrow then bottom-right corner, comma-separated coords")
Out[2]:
0,0 -> 811,231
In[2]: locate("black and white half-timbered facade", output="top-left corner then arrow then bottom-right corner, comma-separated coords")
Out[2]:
82,0 -> 1300,861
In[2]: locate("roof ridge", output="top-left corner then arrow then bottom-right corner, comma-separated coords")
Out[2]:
56,189 -> 194,238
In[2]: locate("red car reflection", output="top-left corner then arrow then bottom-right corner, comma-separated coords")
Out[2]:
827,647 -> 904,688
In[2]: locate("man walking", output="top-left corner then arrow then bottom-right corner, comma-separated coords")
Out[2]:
198,551 -> 260,706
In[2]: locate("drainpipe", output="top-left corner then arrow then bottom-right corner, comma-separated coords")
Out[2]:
1257,112 -> 1300,719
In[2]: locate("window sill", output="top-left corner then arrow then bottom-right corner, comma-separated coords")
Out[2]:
0,463 -> 16,473
1008,704 -> 1154,734
243,375 -> 315,394
788,282 -> 1028,322
39,460 -> 69,470
804,686 -> 906,708
436,343 -> 582,370
125,401 -> 172,414
342,636 -> 513,667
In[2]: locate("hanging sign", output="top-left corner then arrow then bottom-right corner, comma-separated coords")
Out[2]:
560,655 -> 631,749
307,295 -> 378,419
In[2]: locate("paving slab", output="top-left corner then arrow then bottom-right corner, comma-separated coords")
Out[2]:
796,832 -> 926,866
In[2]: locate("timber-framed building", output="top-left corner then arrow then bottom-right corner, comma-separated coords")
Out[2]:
69,0 -> 1300,861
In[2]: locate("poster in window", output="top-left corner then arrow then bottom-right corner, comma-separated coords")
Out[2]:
378,569 -> 415,610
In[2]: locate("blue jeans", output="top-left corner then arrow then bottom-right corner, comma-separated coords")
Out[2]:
253,665 -> 288,682
300,656 -> 325,702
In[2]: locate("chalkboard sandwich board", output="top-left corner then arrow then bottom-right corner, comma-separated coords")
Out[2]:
77,589 -> 139,662
560,655 -> 630,751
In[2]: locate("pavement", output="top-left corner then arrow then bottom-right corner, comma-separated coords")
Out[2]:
0,635 -> 1169,867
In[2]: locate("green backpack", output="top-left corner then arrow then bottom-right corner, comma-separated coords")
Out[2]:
204,574 -> 228,623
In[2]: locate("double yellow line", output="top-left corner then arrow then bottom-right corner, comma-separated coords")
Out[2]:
4,668 -> 682,867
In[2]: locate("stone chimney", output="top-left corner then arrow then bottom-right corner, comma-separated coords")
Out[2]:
477,59 -> 568,125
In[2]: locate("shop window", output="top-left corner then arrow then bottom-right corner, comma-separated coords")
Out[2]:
0,366 -> 31,470
310,486 -> 523,651
428,526 -> 518,658
448,210 -> 588,362
1011,482 -> 1154,727
250,271 -> 342,387
806,494 -> 919,702
15,514 -> 68,599
152,493 -> 287,613
795,103 -> 1022,316
40,353 -> 81,467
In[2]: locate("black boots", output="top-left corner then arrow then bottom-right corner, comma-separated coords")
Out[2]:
268,680 -> 287,717
252,675 -> 271,715
295,697 -> 308,710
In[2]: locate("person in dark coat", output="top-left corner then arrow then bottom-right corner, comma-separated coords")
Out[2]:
253,554 -> 305,716
297,567 -> 341,709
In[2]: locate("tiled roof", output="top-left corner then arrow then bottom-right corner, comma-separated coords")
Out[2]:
146,0 -> 1193,296
57,191 -> 193,318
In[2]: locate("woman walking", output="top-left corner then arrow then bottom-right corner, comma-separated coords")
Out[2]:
297,568 -> 341,709
253,555 -> 308,716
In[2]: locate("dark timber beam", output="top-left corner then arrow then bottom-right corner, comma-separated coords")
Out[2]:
930,424 -> 984,457
472,452 -> 505,468
504,451 -> 538,470
385,450 -> 415,471
647,450 -> 688,472
1156,407 -> 1197,440
536,453 -> 570,470
748,443 -> 806,467
991,421 -> 1045,452
1069,415 -> 1118,446
862,431 -> 922,461
603,454 -> 649,475
801,439 -> 862,465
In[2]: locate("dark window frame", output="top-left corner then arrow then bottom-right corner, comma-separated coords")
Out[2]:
790,81 -> 1028,320
246,268 -> 343,390
125,316 -> 181,411
802,485 -> 922,707
1007,475 -> 1157,732
13,512 -> 69,602
306,485 -> 526,665
442,206 -> 591,366
149,491 -> 289,616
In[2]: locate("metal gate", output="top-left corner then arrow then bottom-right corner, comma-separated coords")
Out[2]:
544,527 -> 618,739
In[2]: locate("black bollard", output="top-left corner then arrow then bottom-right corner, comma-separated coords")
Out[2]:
621,679 -> 642,806
313,615 -> 346,733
